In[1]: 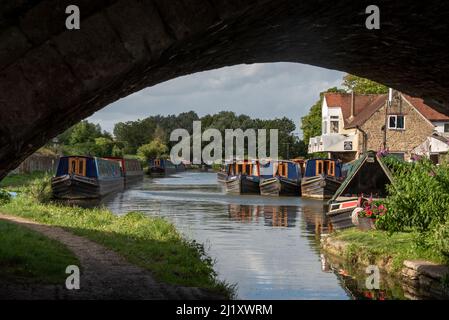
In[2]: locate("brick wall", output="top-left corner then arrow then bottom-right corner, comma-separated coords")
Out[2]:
360,93 -> 434,161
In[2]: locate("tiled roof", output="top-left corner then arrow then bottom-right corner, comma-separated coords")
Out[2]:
324,92 -> 449,128
324,93 -> 387,128
402,94 -> 449,121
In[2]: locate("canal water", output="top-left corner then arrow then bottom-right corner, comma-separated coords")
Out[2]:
101,171 -> 406,300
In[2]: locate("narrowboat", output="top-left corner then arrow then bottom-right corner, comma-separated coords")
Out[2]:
148,158 -> 176,176
51,156 -> 124,199
301,158 -> 344,199
104,157 -> 143,183
224,160 -> 260,194
259,160 -> 302,196
327,151 -> 394,230
217,162 -> 230,183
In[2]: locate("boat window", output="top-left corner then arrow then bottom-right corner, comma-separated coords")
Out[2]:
278,163 -> 288,177
327,161 -> 335,176
315,160 -> 324,175
68,157 -> 86,176
69,158 -> 76,175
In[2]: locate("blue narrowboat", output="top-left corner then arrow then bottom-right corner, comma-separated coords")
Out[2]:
259,160 -> 302,196
148,158 -> 176,176
301,159 -> 344,199
51,156 -> 124,199
224,160 -> 261,194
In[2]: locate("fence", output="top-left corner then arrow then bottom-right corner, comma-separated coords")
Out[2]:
11,153 -> 59,174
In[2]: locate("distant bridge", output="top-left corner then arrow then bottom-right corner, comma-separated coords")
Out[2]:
1,0 -> 449,179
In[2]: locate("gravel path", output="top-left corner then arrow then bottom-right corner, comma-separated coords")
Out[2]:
0,214 -> 223,300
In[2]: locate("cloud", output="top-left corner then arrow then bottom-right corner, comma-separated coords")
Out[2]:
88,62 -> 344,136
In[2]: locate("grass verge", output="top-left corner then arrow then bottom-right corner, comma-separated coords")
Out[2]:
0,196 -> 235,298
0,172 -> 48,191
330,228 -> 448,273
0,219 -> 79,284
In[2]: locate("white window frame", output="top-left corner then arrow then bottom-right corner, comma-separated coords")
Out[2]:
388,115 -> 405,130
330,120 -> 339,133
444,123 -> 449,133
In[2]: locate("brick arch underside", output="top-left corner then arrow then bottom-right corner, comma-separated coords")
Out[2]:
1,0 -> 449,179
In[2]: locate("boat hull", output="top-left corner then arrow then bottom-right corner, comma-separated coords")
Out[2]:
149,167 -> 176,176
326,198 -> 361,230
260,177 -> 300,196
301,175 -> 342,199
52,174 -> 124,199
124,171 -> 144,184
225,175 -> 260,194
217,171 -> 228,184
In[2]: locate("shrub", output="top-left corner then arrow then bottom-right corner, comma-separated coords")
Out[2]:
0,189 -> 11,205
378,158 -> 449,232
25,174 -> 53,203
428,221 -> 449,258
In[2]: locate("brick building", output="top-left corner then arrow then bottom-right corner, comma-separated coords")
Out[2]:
308,91 -> 449,162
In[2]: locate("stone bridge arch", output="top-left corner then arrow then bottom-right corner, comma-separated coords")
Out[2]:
1,0 -> 449,178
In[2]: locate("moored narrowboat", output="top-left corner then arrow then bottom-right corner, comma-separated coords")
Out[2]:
51,156 -> 124,199
326,151 -> 394,230
259,160 -> 302,196
148,158 -> 176,176
104,157 -> 143,183
301,159 -> 344,199
224,160 -> 260,194
217,162 -> 230,183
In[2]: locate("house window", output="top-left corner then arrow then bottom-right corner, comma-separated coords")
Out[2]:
388,115 -> 405,130
444,123 -> 449,133
330,121 -> 339,133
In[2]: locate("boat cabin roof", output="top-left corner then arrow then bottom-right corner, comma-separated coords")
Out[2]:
329,151 -> 394,203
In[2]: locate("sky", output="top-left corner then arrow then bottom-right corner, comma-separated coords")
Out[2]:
88,62 -> 344,137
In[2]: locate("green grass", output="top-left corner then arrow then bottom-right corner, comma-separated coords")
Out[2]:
332,228 -> 448,273
0,196 -> 234,298
0,219 -> 79,284
0,172 -> 48,191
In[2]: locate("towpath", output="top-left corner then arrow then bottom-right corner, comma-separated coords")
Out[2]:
0,213 -> 223,300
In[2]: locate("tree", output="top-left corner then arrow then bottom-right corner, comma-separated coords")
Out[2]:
69,120 -> 103,144
137,139 -> 169,161
93,137 -> 115,157
342,74 -> 388,94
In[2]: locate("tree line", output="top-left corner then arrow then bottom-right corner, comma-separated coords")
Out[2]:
48,111 -> 307,161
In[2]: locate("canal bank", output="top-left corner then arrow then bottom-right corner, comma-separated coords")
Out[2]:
0,173 -> 233,299
321,229 -> 449,299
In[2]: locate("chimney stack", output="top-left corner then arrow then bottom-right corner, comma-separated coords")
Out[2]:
350,91 -> 355,119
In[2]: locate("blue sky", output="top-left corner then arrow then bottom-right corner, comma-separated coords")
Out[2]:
88,62 -> 344,137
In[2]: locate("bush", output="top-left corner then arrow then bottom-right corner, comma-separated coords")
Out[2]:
377,158 -> 449,232
428,221 -> 449,258
25,174 -> 53,203
0,189 -> 11,205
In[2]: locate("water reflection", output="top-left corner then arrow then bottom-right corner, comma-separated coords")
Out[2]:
228,205 -> 299,228
71,171 -> 411,299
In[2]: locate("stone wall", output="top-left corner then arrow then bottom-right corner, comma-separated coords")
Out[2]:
360,93 -> 434,161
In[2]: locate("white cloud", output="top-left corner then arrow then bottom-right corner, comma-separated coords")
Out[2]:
88,62 -> 344,136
